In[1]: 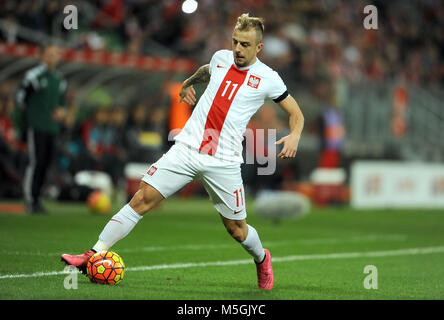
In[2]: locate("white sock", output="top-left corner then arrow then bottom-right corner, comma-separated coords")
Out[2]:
92,204 -> 142,252
241,225 -> 265,263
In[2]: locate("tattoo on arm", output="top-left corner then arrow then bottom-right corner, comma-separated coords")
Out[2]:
184,64 -> 210,87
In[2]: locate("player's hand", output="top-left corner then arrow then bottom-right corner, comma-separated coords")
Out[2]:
179,84 -> 196,105
275,133 -> 300,159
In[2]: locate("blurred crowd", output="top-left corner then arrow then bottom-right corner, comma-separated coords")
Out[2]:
66,99 -> 168,183
1,0 -> 443,88
0,77 -> 170,199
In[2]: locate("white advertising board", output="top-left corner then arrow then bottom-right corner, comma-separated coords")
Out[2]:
351,161 -> 444,208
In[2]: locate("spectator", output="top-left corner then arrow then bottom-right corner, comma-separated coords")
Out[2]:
0,89 -> 27,198
316,79 -> 345,168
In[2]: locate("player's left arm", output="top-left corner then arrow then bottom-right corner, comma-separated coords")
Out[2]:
178,64 -> 210,106
275,95 -> 304,159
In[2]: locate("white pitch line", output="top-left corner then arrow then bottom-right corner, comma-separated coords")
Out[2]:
1,245 -> 443,280
0,234 -> 407,257
0,241 -> 290,257
0,270 -> 70,279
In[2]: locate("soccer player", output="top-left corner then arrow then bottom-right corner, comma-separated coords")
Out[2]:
62,13 -> 304,290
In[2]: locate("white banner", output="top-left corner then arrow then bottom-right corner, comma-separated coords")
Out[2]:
351,161 -> 444,208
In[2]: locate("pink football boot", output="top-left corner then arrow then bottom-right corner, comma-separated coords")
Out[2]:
61,250 -> 95,274
256,248 -> 274,290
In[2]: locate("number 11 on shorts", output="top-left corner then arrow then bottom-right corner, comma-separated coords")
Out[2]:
234,187 -> 244,208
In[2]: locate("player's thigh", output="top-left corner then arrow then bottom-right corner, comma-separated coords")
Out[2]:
140,144 -> 196,201
201,164 -> 247,221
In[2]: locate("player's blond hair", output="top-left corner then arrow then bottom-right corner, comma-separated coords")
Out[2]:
234,13 -> 265,44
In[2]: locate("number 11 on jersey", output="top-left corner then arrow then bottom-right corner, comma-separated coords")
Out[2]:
221,80 -> 239,101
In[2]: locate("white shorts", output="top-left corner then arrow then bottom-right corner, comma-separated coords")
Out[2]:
141,142 -> 247,220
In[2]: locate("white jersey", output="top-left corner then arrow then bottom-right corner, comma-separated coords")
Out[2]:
174,49 -> 288,163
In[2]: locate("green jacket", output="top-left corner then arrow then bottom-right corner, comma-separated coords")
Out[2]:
15,63 -> 67,136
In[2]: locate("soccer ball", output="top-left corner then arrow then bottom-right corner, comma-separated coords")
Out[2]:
87,190 -> 111,214
87,251 -> 125,285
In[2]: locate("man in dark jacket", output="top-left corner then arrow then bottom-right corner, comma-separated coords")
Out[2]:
16,43 -> 67,213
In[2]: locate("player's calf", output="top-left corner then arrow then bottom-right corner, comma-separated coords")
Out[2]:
220,216 -> 248,242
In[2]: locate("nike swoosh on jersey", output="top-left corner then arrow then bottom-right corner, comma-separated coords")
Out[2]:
233,209 -> 244,214
217,65 -> 225,68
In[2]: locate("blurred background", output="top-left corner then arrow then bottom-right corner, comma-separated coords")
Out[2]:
1,0 -> 444,212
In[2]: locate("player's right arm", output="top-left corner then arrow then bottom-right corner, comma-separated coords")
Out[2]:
179,64 -> 210,105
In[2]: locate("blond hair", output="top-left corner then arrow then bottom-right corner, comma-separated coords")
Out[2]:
235,13 -> 265,44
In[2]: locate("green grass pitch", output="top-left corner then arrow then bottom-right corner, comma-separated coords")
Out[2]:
0,197 -> 443,300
